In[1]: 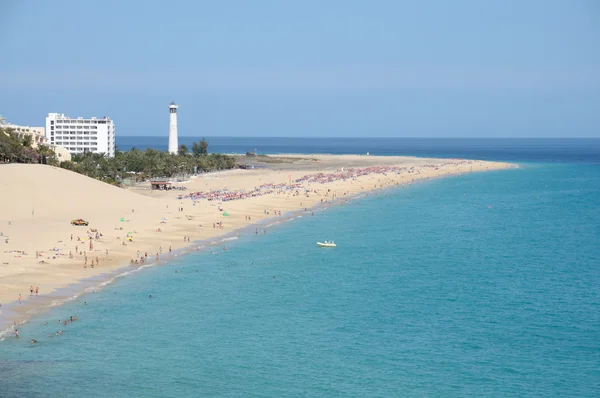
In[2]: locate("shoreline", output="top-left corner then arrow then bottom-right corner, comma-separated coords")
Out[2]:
0,198 -> 337,338
0,157 -> 516,335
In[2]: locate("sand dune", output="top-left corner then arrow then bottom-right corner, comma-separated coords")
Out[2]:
1,164 -> 163,218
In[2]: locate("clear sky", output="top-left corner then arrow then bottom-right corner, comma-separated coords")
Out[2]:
1,0 -> 599,137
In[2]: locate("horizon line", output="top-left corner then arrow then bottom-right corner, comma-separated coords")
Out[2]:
116,136 -> 600,140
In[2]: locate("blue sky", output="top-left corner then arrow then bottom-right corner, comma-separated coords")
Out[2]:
0,0 -> 598,137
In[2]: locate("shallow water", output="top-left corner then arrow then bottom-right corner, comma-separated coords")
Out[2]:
1,162 -> 599,397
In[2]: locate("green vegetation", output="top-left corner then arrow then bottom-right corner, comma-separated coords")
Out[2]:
68,144 -> 237,185
0,126 -> 57,164
0,128 -> 237,186
192,138 -> 209,157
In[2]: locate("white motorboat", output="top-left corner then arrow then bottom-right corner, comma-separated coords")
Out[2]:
317,241 -> 336,247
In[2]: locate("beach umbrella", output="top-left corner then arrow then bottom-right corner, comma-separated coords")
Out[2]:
120,217 -> 125,222
223,212 -> 229,216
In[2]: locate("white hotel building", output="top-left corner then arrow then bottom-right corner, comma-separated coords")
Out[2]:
45,113 -> 116,157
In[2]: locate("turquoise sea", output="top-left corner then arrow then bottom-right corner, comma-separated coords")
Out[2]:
1,141 -> 599,397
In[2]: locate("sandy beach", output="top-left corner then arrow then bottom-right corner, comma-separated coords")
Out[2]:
0,155 -> 513,331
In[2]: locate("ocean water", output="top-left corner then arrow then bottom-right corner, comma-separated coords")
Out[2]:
1,144 -> 600,396
116,137 -> 600,164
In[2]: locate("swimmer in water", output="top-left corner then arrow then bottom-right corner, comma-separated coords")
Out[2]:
149,295 -> 152,298
30,339 -> 37,344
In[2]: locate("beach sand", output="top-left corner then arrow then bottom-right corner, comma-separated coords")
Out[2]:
0,155 -> 513,330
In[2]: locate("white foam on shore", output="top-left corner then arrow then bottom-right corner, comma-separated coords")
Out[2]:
0,319 -> 28,341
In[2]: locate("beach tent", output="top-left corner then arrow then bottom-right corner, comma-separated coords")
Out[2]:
223,212 -> 229,216
120,217 -> 125,222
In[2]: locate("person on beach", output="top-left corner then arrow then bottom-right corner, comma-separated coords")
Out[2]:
30,286 -> 33,295
35,286 -> 39,295
18,293 -> 22,303
169,246 -> 172,253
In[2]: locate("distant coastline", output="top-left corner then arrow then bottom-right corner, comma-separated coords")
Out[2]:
116,136 -> 600,163
0,155 -> 512,335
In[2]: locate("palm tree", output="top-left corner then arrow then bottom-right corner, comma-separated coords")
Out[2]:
22,135 -> 33,148
178,144 -> 188,156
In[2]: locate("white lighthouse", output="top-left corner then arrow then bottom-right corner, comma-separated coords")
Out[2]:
168,101 -> 179,154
